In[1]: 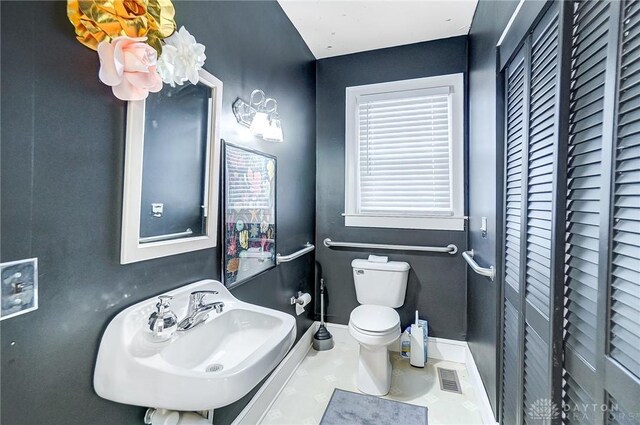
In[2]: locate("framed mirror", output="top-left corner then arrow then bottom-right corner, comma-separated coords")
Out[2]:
223,143 -> 276,287
120,70 -> 223,264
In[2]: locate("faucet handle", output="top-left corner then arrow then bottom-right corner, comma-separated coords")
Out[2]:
190,290 -> 218,307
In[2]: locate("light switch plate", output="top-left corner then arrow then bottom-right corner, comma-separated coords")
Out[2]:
0,258 -> 38,321
481,217 -> 488,238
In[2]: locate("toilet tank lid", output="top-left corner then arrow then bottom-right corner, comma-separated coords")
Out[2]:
351,259 -> 410,272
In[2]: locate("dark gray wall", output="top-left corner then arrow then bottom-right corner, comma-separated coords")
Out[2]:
315,37 -> 468,340
467,0 -> 520,418
0,2 -> 315,425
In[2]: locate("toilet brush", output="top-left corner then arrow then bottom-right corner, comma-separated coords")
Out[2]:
313,278 -> 334,351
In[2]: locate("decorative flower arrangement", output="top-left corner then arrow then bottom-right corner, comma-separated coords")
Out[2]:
157,27 -> 206,87
98,36 -> 162,100
67,0 -> 207,101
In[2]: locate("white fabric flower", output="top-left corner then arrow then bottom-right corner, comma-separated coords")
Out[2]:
157,26 -> 206,87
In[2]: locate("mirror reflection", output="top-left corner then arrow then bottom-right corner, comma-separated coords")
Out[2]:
139,83 -> 212,243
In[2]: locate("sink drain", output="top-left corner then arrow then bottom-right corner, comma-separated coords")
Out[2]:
206,364 -> 224,373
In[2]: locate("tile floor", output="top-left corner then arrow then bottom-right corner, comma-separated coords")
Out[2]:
259,326 -> 485,425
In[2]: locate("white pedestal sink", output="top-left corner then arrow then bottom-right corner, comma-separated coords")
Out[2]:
94,280 -> 296,411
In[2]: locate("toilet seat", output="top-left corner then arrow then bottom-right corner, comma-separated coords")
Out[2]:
349,305 -> 400,334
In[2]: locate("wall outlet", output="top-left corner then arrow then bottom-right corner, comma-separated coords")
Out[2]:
0,258 -> 38,321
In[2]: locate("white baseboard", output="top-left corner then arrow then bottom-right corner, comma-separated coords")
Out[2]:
232,322 -> 497,425
231,324 -> 315,425
325,322 -> 348,331
427,336 -> 468,363
465,346 -> 499,425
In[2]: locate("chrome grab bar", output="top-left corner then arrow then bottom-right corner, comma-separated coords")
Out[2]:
139,228 -> 193,244
323,238 -> 457,255
276,242 -> 315,265
462,249 -> 495,280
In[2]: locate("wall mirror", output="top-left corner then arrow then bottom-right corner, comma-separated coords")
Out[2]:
223,142 -> 276,287
120,70 -> 223,264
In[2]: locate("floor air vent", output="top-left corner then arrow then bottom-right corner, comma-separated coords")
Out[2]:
437,367 -> 462,394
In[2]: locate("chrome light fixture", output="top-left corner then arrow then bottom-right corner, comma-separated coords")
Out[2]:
233,90 -> 284,143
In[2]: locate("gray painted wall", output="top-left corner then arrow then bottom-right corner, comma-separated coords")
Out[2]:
467,0 -> 520,417
315,37 -> 469,340
0,2 -> 315,424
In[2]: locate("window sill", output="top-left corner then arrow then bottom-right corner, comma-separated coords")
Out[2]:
343,215 -> 466,231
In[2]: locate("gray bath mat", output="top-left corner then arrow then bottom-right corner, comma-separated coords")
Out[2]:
320,388 -> 428,425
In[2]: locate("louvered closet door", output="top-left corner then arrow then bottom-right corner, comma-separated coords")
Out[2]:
609,0 -> 640,383
500,4 -> 563,424
604,0 -> 640,418
523,8 -> 560,423
563,1 -> 611,423
563,1 -> 640,424
500,1 -> 640,424
502,47 -> 526,425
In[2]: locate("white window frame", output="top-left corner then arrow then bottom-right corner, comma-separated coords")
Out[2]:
344,73 -> 465,231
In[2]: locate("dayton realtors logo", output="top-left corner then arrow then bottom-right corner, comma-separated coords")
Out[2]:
528,399 -> 640,423
527,399 -> 561,423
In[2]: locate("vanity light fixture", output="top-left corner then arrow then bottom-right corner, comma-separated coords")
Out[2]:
233,89 -> 284,143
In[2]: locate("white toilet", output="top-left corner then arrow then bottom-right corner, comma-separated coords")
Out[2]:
348,258 -> 410,396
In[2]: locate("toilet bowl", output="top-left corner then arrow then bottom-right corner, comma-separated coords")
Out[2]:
349,258 -> 409,395
348,304 -> 401,395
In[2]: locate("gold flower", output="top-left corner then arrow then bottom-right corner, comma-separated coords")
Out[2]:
227,258 -> 239,274
239,230 -> 249,249
67,0 -> 176,53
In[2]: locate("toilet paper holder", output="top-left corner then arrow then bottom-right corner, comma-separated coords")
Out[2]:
290,291 -> 311,316
290,291 -> 305,305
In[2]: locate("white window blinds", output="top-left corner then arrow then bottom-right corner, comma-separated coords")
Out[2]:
356,87 -> 453,216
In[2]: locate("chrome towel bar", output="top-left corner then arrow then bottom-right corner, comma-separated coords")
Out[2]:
276,242 -> 315,265
323,238 -> 457,255
462,249 -> 495,280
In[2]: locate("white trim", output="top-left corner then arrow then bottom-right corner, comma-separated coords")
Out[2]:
426,336 -> 468,363
344,215 -> 465,231
120,70 -> 223,264
232,323 -> 497,425
466,346 -> 499,425
231,324 -> 315,425
496,0 -> 525,47
344,74 -> 465,230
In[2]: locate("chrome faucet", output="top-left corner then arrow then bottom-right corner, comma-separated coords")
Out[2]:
177,290 -> 224,331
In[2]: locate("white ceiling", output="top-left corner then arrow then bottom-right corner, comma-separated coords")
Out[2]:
278,0 -> 478,59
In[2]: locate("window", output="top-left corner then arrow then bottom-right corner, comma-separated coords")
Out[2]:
344,74 -> 465,230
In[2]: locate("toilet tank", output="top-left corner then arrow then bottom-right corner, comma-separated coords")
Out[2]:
351,259 -> 410,308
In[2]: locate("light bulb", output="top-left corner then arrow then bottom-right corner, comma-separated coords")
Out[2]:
250,111 -> 269,136
263,117 -> 284,143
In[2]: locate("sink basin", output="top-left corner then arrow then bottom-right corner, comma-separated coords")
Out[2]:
93,280 -> 296,411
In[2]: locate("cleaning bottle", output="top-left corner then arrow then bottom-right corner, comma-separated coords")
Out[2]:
400,327 -> 411,358
410,310 -> 425,367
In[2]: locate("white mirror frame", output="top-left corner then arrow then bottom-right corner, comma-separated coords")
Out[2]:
120,70 -> 223,264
